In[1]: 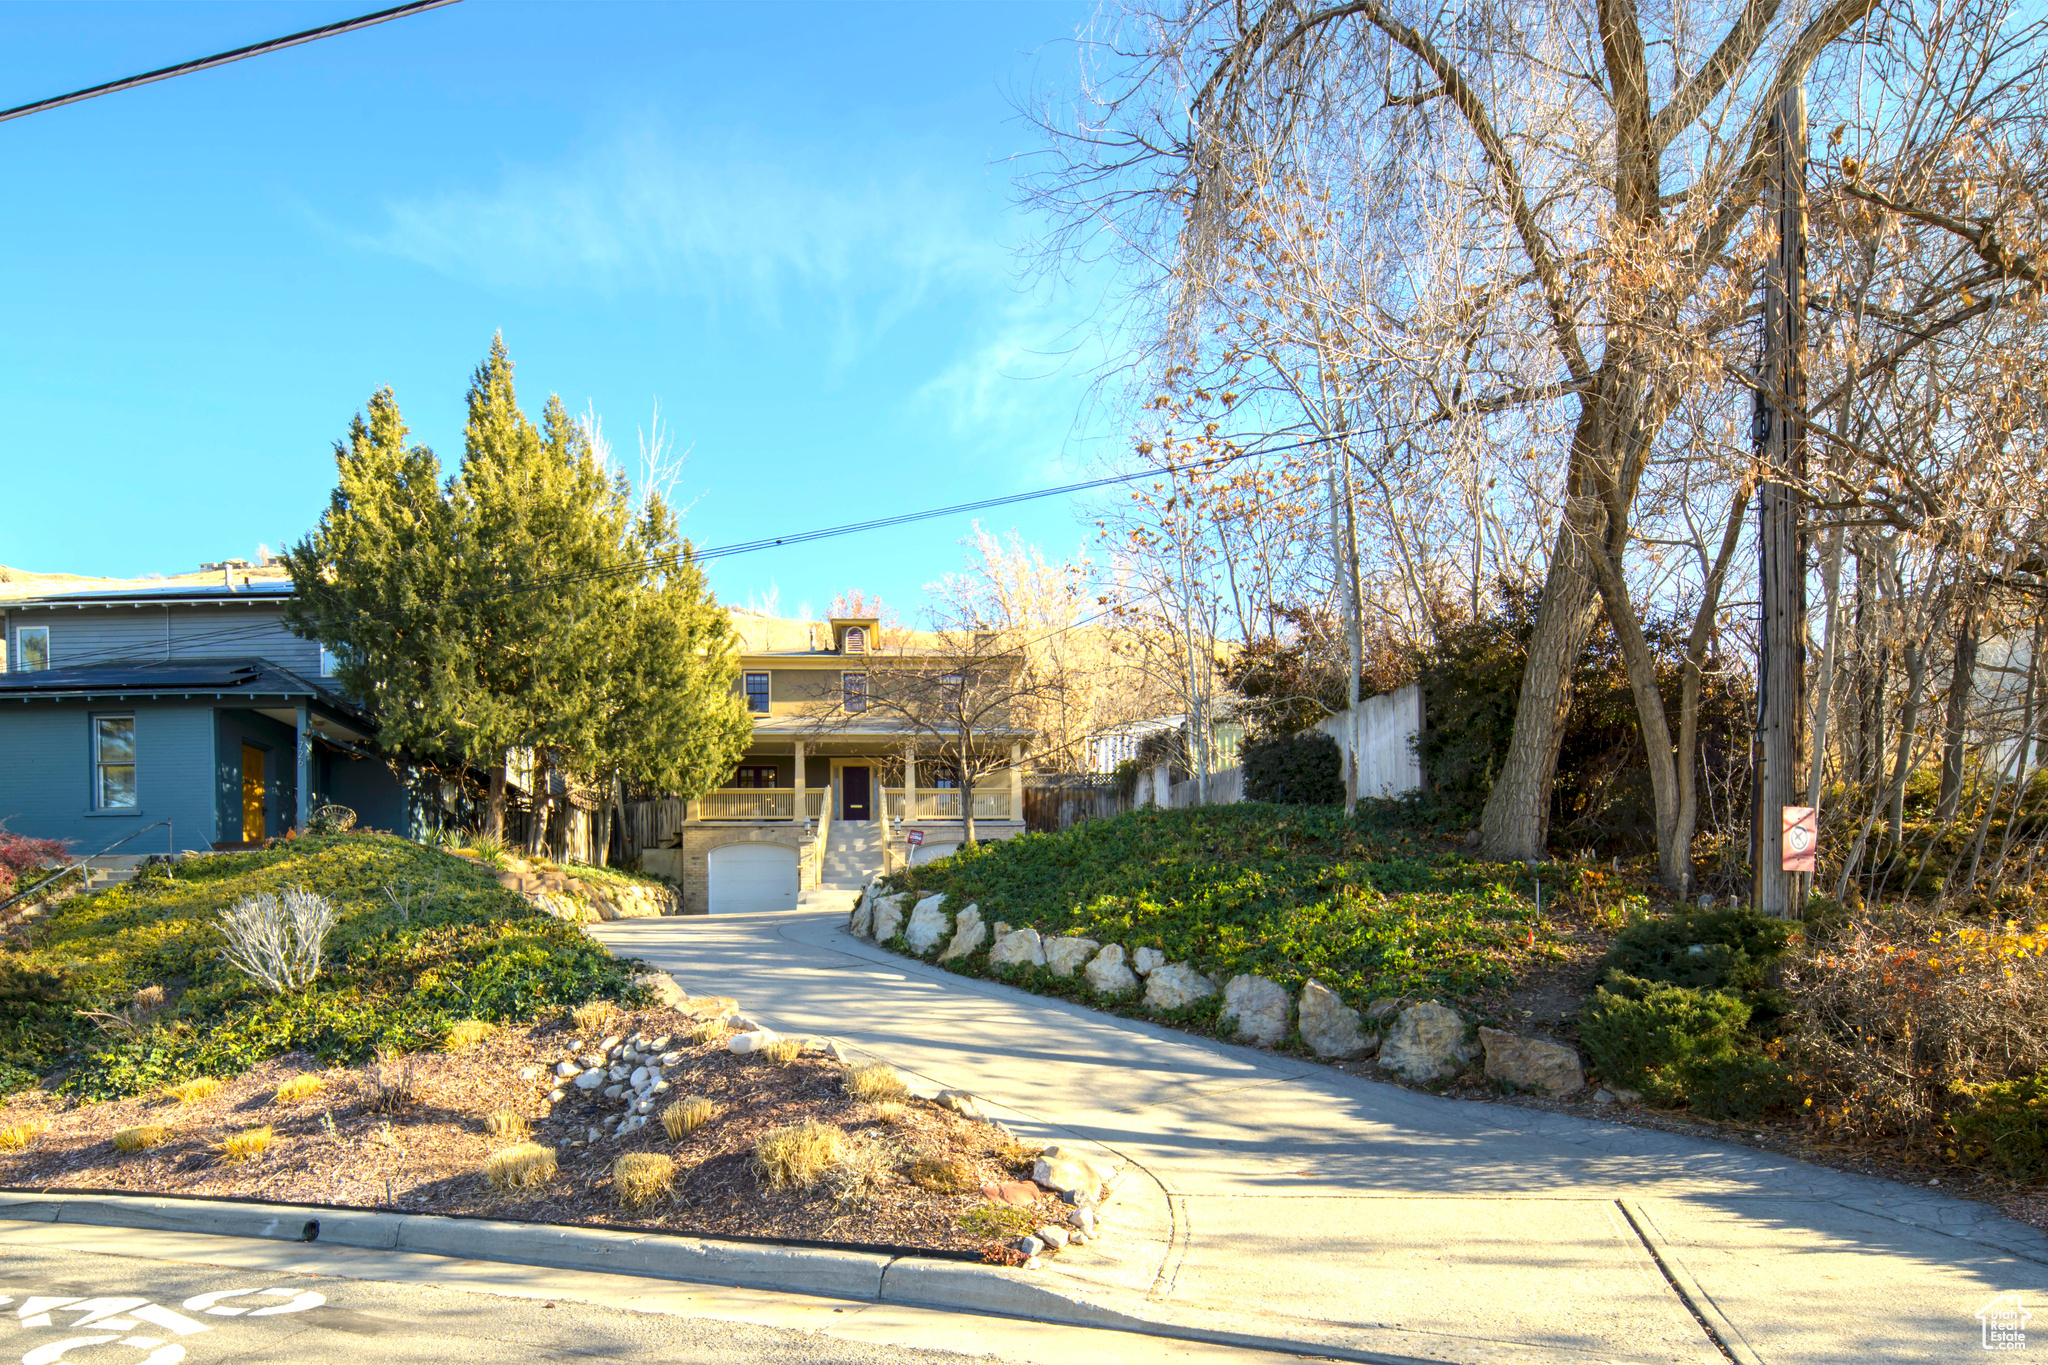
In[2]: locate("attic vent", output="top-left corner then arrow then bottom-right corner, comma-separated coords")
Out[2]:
843,626 -> 866,654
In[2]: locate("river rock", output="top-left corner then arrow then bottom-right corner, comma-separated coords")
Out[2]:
1377,1003 -> 1475,1082
989,927 -> 1046,969
1083,944 -> 1138,997
727,1029 -> 781,1055
554,1060 -> 581,1078
1297,979 -> 1373,1059
573,1068 -> 605,1091
938,903 -> 987,962
904,895 -> 951,955
872,894 -> 908,943
1132,947 -> 1165,976
1143,962 -> 1217,1012
1479,1027 -> 1586,1095
1044,935 -> 1101,978
1219,974 -> 1292,1047
1034,1144 -> 1113,1198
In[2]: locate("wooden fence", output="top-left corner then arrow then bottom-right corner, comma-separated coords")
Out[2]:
1022,775 -> 1130,832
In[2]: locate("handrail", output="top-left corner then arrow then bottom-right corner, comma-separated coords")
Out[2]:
0,819 -> 172,916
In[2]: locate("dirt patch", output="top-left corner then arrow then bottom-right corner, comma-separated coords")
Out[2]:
0,1008 -> 1077,1258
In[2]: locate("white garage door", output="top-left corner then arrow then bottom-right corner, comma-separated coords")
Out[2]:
707,843 -> 798,914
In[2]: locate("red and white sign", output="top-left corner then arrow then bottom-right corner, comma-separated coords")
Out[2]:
906,829 -> 925,847
1782,806 -> 1817,873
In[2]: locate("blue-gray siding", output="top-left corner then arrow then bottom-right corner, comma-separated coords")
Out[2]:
5,602 -> 319,675
0,702 -> 216,855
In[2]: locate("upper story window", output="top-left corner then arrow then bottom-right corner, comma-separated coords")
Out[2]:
319,644 -> 340,677
16,626 -> 50,673
94,715 -> 136,809
843,672 -> 867,713
744,672 -> 770,713
843,626 -> 867,654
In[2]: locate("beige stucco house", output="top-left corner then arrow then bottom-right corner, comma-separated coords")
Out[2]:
643,612 -> 1030,914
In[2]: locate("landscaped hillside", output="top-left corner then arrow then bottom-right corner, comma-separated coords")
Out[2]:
0,833 -> 636,1099
883,803 -> 1586,1007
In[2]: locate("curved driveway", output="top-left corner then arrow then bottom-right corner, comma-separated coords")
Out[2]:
594,907 -> 2048,1365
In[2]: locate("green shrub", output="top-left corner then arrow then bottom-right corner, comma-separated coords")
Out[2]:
1242,733 -> 1343,806
1952,1073 -> 2048,1180
1599,904 -> 1793,1024
1579,977 -> 1791,1119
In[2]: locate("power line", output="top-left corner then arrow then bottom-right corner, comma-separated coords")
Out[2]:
0,0 -> 461,125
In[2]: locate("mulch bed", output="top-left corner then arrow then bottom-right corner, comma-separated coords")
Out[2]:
0,1005 -> 1078,1258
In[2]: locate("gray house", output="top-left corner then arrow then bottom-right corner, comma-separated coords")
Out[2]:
0,571 -> 409,857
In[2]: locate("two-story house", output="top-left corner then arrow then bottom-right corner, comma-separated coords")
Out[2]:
0,564 -> 412,859
642,612 -> 1030,914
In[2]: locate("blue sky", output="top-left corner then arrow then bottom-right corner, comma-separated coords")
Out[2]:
0,1 -> 1121,619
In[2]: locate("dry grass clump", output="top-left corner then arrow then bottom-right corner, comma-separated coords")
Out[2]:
571,1001 -> 618,1033
903,1153 -> 976,1193
662,1095 -> 717,1140
612,1152 -> 676,1208
273,1074 -> 324,1105
484,1142 -> 558,1190
360,1051 -> 418,1114
444,1019 -> 493,1051
867,1101 -> 909,1125
753,1119 -> 847,1189
0,1120 -> 50,1152
763,1036 -> 804,1065
164,1077 -> 221,1106
114,1125 -> 170,1154
828,1136 -> 894,1206
218,1126 -> 274,1163
483,1109 -> 529,1141
686,1018 -> 728,1046
996,1139 -> 1041,1175
842,1063 -> 909,1103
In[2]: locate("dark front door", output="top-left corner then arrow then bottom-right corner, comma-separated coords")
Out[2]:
842,765 -> 871,820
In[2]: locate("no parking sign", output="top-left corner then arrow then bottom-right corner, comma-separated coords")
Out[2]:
1782,806 -> 1816,873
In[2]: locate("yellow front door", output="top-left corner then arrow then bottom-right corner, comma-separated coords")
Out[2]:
241,744 -> 266,842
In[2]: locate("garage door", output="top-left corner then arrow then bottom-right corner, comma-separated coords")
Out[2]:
707,843 -> 798,914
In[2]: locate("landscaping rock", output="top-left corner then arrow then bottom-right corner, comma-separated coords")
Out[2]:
1592,1088 -> 1617,1105
727,1029 -> 781,1055
1219,974 -> 1292,1047
1017,1236 -> 1045,1257
1479,1027 -> 1586,1095
599,1035 -> 623,1053
554,1061 -> 581,1078
982,1180 -> 1038,1207
608,1065 -> 631,1082
1037,1225 -> 1070,1248
604,1085 -> 625,1100
1083,944 -> 1139,997
573,1069 -> 605,1091
517,1066 -> 540,1081
629,1066 -> 652,1089
1034,1145 -> 1112,1198
1074,1207 -> 1097,1236
1132,947 -> 1165,976
1043,936 -> 1101,978
934,1089 -> 982,1118
872,894 -> 908,943
1143,962 -> 1217,1012
993,921 -> 1012,939
1377,1002 -> 1475,1082
659,1051 -> 683,1066
849,891 -> 875,939
578,1053 -> 606,1070
1364,999 -> 1403,1022
989,927 -> 1047,969
938,903 -> 987,963
904,895 -> 951,956
649,1035 -> 671,1051
1611,1087 -> 1644,1103
1297,979 -> 1373,1059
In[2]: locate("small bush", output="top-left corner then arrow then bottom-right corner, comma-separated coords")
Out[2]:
995,1139 -> 1040,1174
1599,904 -> 1793,1017
0,1119 -> 50,1151
1241,732 -> 1343,806
307,805 -> 357,836
483,1142 -> 557,1190
360,1051 -> 418,1114
218,1125 -> 274,1163
114,1124 -> 169,1153
444,1020 -> 493,1051
843,1063 -> 908,1103
754,1119 -> 846,1189
905,1154 -> 975,1193
687,1019 -> 727,1046
484,1109 -> 529,1141
218,886 -> 339,994
572,1001 -> 618,1033
1953,1073 -> 2048,1180
763,1036 -> 804,1064
960,1204 -> 1036,1238
1580,978 -> 1790,1119
662,1096 -> 716,1139
273,1075 -> 324,1105
613,1152 -> 675,1208
165,1077 -> 222,1106
828,1137 -> 893,1206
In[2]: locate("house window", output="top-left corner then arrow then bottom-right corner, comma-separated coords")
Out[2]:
843,626 -> 866,654
94,715 -> 136,809
17,626 -> 50,672
319,644 -> 339,677
843,672 -> 867,713
732,765 -> 778,789
744,672 -> 770,713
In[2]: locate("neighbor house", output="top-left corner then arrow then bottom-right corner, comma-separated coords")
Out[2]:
640,612 -> 1031,914
0,562 -> 412,859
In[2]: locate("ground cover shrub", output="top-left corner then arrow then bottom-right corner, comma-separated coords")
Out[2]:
218,1126 -> 273,1163
662,1095 -> 715,1139
113,1124 -> 168,1153
842,1063 -> 908,1103
0,834 -> 636,1100
960,1205 -> 1035,1238
827,1135 -> 893,1205
273,1075 -> 323,1105
613,1152 -> 675,1208
1578,979 -> 1792,1119
882,805 -> 1555,1006
753,1119 -> 845,1188
1241,733 -> 1343,805
1951,1073 -> 2048,1179
1599,904 -> 1793,1019
484,1142 -> 557,1190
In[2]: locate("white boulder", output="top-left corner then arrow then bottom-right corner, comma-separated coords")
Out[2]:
872,893 -> 908,943
904,895 -> 951,955
1219,974 -> 1292,1047
554,1060 -> 581,1078
1377,1003 -> 1476,1082
1132,947 -> 1165,976
573,1069 -> 605,1091
1083,944 -> 1139,997
1043,936 -> 1101,978
849,891 -> 875,939
938,903 -> 987,962
989,927 -> 1047,969
1297,979 -> 1373,1059
727,1029 -> 782,1055
1143,962 -> 1217,1012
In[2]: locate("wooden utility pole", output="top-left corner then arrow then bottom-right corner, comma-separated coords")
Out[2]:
1753,82 -> 1810,918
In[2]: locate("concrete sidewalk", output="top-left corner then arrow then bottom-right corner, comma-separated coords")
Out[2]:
593,908 -> 2048,1365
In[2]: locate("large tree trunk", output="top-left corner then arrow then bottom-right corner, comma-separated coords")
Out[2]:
528,747 -> 552,858
486,762 -> 506,839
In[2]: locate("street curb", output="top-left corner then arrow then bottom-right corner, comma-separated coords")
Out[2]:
0,1190 -> 1463,1364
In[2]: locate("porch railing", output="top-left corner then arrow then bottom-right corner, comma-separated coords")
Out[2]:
883,787 -> 1013,822
698,789 -> 795,820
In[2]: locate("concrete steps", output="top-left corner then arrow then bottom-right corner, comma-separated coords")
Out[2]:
818,821 -> 883,889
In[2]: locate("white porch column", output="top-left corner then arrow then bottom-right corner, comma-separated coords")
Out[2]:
1008,741 -> 1023,823
903,741 -> 918,823
792,738 -> 807,825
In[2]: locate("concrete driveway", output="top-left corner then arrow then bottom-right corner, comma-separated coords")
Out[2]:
593,907 -> 2048,1365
